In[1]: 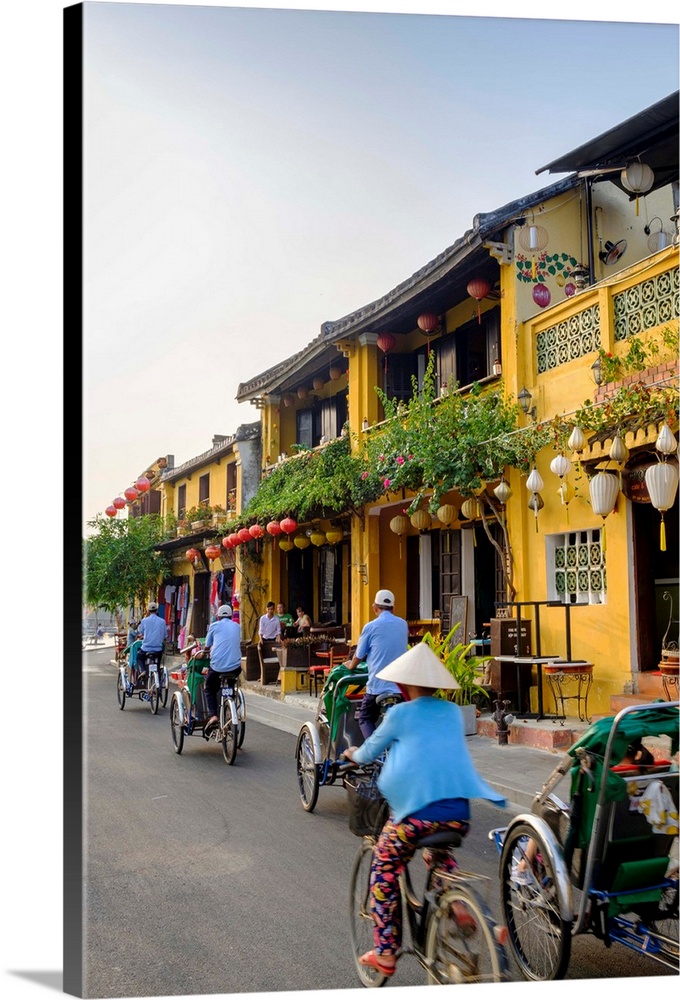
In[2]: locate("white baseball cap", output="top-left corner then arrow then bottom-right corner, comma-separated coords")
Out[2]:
377,643 -> 460,690
374,589 -> 395,609
217,604 -> 233,618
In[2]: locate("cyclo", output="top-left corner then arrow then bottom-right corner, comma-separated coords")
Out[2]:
295,663 -> 402,813
117,640 -> 169,714
490,700 -> 679,980
170,647 -> 246,764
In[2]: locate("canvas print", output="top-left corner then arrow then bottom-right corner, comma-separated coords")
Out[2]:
64,2 -> 680,999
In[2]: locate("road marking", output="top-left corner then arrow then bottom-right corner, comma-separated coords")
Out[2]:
151,795 -> 168,800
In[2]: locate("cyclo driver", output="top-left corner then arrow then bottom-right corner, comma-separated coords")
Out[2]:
136,602 -> 168,684
203,604 -> 242,734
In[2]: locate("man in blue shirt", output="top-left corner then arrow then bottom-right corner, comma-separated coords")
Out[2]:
347,588 -> 408,739
136,602 -> 168,682
203,604 -> 242,732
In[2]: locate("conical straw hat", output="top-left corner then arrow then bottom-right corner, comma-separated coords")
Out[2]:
376,642 -> 460,689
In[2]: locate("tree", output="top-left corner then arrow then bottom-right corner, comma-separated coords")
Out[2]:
84,514 -> 172,622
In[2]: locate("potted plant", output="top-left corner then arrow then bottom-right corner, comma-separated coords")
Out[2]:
423,625 -> 491,735
277,634 -> 313,668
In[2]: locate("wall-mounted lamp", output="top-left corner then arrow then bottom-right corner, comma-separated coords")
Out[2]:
517,386 -> 537,420
362,417 -> 369,432
644,217 -> 673,253
591,355 -> 603,386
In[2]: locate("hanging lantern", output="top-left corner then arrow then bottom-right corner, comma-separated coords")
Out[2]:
297,386 -> 308,400
589,471 -> 620,551
436,504 -> 457,526
228,532 -> 241,547
238,528 -> 252,544
185,548 -> 200,562
310,530 -> 326,547
205,544 -> 221,561
532,284 -> 551,309
222,536 -> 233,550
493,479 -> 512,504
621,162 -> 654,215
325,527 -> 343,546
645,463 -> 679,551
656,423 -> 678,456
294,535 -> 310,551
416,312 -> 438,353
568,426 -> 586,452
283,394 -> 295,407
124,486 -> 139,503
376,332 -> 397,376
105,504 -> 117,517
526,468 -> 544,493
389,514 -> 410,559
466,279 -> 491,323
279,537 -> 294,552
609,433 -> 629,465
249,524 -> 265,540
518,223 -> 549,279
329,365 -> 343,380
550,454 -> 572,478
112,497 -> 126,510
410,509 -> 431,532
558,481 -> 575,505
135,476 -> 151,493
266,520 -> 282,536
280,517 -> 297,535
313,376 -> 325,391
460,498 -> 479,520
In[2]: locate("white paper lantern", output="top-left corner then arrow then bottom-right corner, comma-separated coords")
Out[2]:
568,426 -> 586,452
656,423 -> 678,456
550,454 -> 572,478
589,472 -> 619,516
621,162 -> 654,194
526,467 -> 544,493
609,433 -> 629,465
493,479 -> 512,504
645,463 -> 679,552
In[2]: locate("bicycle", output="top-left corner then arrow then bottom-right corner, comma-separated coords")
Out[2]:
346,764 -> 509,987
146,651 -> 169,715
171,664 -> 246,764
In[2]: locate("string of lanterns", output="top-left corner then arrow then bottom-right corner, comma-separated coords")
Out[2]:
105,476 -> 151,517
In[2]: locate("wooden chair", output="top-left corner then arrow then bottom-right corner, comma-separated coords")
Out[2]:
308,642 -> 352,698
257,640 -> 281,685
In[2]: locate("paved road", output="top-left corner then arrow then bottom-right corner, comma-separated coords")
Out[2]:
81,647 -> 671,996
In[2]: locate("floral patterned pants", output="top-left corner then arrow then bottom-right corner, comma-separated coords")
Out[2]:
369,815 -> 470,956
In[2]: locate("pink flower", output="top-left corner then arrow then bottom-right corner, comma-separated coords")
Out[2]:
396,456 -> 405,465
407,454 -> 414,460
383,478 -> 391,489
361,471 -> 369,480
378,455 -> 385,462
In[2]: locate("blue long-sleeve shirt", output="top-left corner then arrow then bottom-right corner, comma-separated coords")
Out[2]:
352,696 -> 506,823
355,610 -> 408,698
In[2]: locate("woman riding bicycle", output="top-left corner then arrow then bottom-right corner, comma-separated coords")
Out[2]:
342,642 -> 506,978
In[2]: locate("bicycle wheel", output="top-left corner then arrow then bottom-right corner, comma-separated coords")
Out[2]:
349,839 -> 387,987
425,884 -> 507,985
170,696 -> 184,754
237,689 -> 246,747
499,821 -> 571,980
220,699 -> 238,765
650,862 -> 678,961
148,673 -> 160,714
116,672 -> 126,710
295,728 -> 319,813
159,669 -> 169,708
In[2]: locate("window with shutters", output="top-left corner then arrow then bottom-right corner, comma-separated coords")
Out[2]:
198,473 -> 210,507
177,484 -> 186,519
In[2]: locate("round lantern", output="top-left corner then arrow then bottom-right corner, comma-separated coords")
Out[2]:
609,433 -> 629,465
294,535 -> 310,550
645,463 -> 679,552
377,332 -> 397,375
550,454 -> 572,478
528,493 -> 544,513
310,530 -> 326,547
105,504 -> 117,517
229,533 -> 241,547
526,468 -> 544,493
283,394 -> 295,407
266,520 -> 282,536
656,423 -> 678,456
325,527 -> 343,546
621,162 -> 654,215
185,548 -> 200,562
113,496 -> 126,510
466,279 -> 492,323
568,426 -> 586,452
238,528 -> 252,544
249,524 -> 265,540
135,476 -> 151,493
589,471 -> 619,550
436,504 -> 457,526
205,544 -> 221,561
222,536 -> 233,549
279,538 -> 294,552
280,517 -> 297,535
124,486 -> 139,503
493,479 -> 512,504
297,386 -> 308,399
410,509 -> 431,532
460,498 -> 479,520
329,365 -> 343,381
389,514 -> 410,559
417,312 -> 438,334
518,223 -> 549,253
532,284 -> 551,309
313,376 -> 325,391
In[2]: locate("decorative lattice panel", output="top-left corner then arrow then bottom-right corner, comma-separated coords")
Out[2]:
536,305 -> 601,373
553,529 -> 606,605
613,267 -> 679,341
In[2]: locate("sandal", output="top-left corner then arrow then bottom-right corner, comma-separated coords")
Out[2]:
358,950 -> 396,976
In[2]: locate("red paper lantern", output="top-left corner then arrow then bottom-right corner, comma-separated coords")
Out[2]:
376,332 -> 396,376
185,548 -> 200,562
135,476 -> 151,493
466,279 -> 492,323
124,486 -> 139,503
222,536 -> 234,549
266,520 -> 282,536
280,517 -> 297,535
205,544 -> 222,561
532,283 -> 551,309
238,528 -> 252,544
229,533 -> 241,547
105,505 -> 117,517
112,497 -> 126,509
249,524 -> 265,539
417,312 -> 438,333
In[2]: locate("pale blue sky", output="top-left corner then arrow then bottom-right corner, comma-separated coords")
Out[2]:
80,3 -> 679,528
